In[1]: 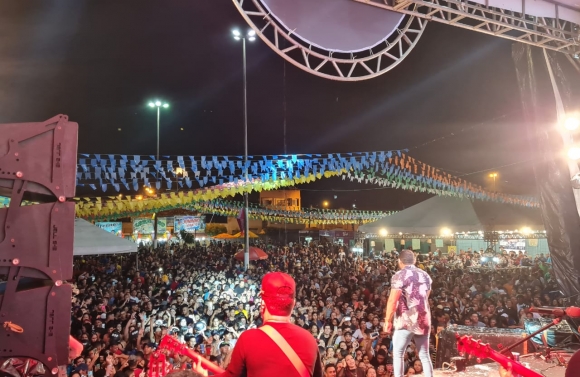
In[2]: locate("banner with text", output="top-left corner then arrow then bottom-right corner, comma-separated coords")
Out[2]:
174,216 -> 205,232
95,222 -> 123,236
133,218 -> 167,234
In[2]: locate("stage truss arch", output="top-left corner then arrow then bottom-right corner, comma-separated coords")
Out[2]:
232,0 -> 428,81
354,0 -> 580,55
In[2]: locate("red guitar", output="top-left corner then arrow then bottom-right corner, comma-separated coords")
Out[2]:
155,336 -> 226,375
455,334 -> 543,377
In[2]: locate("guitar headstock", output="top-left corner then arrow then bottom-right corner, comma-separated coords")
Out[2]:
159,335 -> 185,354
456,334 -> 493,360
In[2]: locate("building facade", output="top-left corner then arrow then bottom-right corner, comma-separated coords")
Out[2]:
259,190 -> 301,211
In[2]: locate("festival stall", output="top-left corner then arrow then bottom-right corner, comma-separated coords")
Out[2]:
359,196 -> 547,255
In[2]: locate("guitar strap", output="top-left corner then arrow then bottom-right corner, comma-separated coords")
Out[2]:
259,325 -> 310,377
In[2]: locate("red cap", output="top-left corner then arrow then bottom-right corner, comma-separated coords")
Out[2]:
260,272 -> 295,299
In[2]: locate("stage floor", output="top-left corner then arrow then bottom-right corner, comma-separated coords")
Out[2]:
434,356 -> 568,377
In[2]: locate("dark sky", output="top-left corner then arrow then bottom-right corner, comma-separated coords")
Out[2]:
0,1 -> 536,211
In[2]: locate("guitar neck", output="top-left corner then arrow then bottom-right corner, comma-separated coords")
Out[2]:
456,336 -> 543,377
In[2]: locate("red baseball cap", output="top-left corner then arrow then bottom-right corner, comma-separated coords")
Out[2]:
260,272 -> 295,299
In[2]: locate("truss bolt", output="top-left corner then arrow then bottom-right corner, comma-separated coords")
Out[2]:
16,171 -> 23,178
10,238 -> 14,243
57,126 -> 61,130
58,196 -> 65,202
12,259 -> 19,265
56,186 -> 60,190
51,368 -> 58,375
47,357 -> 52,362
55,208 -> 58,212
55,280 -> 62,287
14,153 -> 18,157
52,270 -> 57,274
51,292 -> 56,296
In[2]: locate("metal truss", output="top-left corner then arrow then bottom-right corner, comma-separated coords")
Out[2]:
232,0 -> 428,81
354,0 -> 580,54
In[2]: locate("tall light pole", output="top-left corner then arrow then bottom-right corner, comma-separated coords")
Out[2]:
148,100 -> 169,248
489,172 -> 498,192
148,100 -> 170,160
232,28 -> 255,271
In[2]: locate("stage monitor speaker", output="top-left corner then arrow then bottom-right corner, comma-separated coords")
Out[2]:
524,318 -> 576,347
436,325 -> 528,368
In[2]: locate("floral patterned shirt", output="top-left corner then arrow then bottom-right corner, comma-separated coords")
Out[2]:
391,265 -> 432,335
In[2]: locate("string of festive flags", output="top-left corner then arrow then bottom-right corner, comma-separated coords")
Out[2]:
74,171 -> 344,220
75,196 -> 393,223
76,151 -> 407,192
75,151 -> 539,208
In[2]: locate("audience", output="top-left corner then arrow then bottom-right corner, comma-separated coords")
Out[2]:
68,239 -> 558,377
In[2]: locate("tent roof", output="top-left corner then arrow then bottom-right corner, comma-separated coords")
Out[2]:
74,218 -> 137,255
359,196 -> 544,235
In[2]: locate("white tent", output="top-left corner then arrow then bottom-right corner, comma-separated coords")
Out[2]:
359,196 -> 544,235
74,218 -> 137,256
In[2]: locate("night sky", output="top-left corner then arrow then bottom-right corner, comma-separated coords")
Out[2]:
0,1 -> 536,211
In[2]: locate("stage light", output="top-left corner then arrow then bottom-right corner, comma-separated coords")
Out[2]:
441,227 -> 452,237
232,30 -> 241,36
248,30 -> 256,37
520,227 -> 532,235
155,101 -> 161,107
379,228 -> 388,237
568,146 -> 580,160
564,117 -> 580,130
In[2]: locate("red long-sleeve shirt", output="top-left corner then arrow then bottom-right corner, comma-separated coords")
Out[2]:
214,322 -> 323,377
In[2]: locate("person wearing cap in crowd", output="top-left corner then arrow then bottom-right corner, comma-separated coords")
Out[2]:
384,249 -> 433,377
211,272 -> 323,377
216,342 -> 231,369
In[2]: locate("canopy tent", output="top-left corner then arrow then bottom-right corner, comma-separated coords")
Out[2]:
74,218 -> 137,255
234,247 -> 268,261
213,233 -> 234,239
230,231 -> 260,238
359,196 -> 544,235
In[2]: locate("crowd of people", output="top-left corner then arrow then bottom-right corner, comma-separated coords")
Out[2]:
67,239 -> 558,377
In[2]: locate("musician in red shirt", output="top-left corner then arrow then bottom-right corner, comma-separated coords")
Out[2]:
212,272 -> 323,377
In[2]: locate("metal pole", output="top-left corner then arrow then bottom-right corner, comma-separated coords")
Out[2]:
157,106 -> 160,160
243,37 -> 250,271
153,106 -> 160,249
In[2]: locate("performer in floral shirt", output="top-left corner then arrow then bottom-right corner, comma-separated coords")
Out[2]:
383,249 -> 433,377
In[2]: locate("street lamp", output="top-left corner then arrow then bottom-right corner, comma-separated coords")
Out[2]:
323,201 -> 329,208
232,29 -> 256,271
148,100 -> 170,160
489,172 -> 498,191
148,100 -> 169,248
